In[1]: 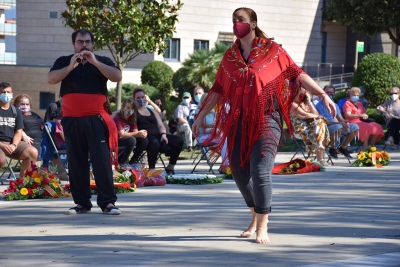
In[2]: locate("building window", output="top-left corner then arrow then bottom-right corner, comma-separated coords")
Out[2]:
194,40 -> 209,51
164,39 -> 180,61
321,32 -> 327,63
217,32 -> 234,47
49,11 -> 58,19
40,92 -> 55,109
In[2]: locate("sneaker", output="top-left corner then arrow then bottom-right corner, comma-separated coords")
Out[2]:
338,147 -> 353,159
66,205 -> 91,215
328,148 -> 338,159
119,162 -> 130,168
102,205 -> 121,215
385,136 -> 394,146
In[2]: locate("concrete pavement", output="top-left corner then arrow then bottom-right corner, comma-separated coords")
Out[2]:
0,146 -> 399,267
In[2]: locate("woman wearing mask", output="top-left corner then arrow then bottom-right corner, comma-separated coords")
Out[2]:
192,7 -> 336,244
131,88 -> 183,173
154,98 -> 170,134
377,86 -> 400,150
13,94 -> 44,154
343,87 -> 384,149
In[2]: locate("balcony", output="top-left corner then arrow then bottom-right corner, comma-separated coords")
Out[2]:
0,52 -> 16,64
0,0 -> 16,6
0,23 -> 16,36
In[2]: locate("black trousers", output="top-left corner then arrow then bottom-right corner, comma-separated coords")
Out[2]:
131,134 -> 183,169
62,115 -> 117,209
389,118 -> 400,145
118,136 -> 137,164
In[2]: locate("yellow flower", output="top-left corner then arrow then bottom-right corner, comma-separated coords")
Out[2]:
52,182 -> 59,188
385,152 -> 391,160
226,166 -> 231,175
378,158 -> 382,162
20,188 -> 28,196
32,189 -> 37,194
371,147 -> 377,152
368,152 -> 372,158
358,153 -> 366,160
375,151 -> 381,155
34,177 -> 41,184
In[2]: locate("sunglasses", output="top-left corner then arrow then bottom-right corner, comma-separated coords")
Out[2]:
390,93 -> 398,95
123,110 -> 134,115
183,97 -> 190,99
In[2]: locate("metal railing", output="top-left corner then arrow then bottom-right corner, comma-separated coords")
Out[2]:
0,52 -> 16,64
0,23 -> 16,35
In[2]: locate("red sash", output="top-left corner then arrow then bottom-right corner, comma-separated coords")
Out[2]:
63,93 -> 118,167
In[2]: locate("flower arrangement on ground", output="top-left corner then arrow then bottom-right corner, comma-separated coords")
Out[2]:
1,164 -> 63,201
224,166 -> 233,179
63,180 -> 134,195
166,174 -> 223,185
352,146 -> 390,167
114,166 -> 166,187
272,158 -> 325,175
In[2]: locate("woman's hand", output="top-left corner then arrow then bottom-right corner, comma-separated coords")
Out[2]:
139,130 -> 147,138
161,133 -> 168,144
321,95 -> 336,118
385,112 -> 392,120
360,114 -> 369,119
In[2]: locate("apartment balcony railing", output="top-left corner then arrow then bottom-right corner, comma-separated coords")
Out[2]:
0,23 -> 16,35
0,52 -> 16,64
0,0 -> 16,6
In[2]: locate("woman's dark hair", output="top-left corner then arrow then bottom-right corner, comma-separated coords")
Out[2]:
71,29 -> 94,43
120,98 -> 137,124
233,7 -> 269,39
133,88 -> 145,99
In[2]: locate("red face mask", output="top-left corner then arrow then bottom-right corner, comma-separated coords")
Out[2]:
233,21 -> 251,38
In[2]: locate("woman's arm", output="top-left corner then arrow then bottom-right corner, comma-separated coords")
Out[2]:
291,102 -> 319,120
146,95 -> 161,113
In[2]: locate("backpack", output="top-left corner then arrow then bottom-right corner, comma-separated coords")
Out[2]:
10,105 -> 17,118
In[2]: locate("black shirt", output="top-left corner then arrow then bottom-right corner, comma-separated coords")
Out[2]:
23,112 -> 44,151
50,54 -> 119,96
136,108 -> 160,137
0,106 -> 24,142
44,101 -> 61,122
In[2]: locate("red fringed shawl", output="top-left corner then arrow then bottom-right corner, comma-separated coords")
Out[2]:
200,37 -> 304,167
63,93 -> 119,167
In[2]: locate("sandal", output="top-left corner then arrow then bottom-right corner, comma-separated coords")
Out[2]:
319,160 -> 331,167
391,145 -> 398,150
102,205 -> 121,215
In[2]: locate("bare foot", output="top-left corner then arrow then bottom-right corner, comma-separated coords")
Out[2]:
255,226 -> 270,244
240,227 -> 256,238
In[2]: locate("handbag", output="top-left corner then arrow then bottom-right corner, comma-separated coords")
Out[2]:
360,118 -> 375,123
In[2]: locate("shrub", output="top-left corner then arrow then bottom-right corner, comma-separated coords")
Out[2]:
141,61 -> 174,100
352,53 -> 400,108
172,67 -> 195,97
108,83 -> 158,111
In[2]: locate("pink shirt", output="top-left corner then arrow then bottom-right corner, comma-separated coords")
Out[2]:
55,120 -> 64,149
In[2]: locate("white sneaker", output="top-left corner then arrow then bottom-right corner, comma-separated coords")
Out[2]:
385,136 -> 394,146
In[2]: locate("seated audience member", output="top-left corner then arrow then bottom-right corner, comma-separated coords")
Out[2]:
315,86 -> 359,159
188,86 -> 204,127
0,82 -> 38,177
377,86 -> 400,150
195,93 -> 229,169
343,87 -> 384,149
154,98 -> 170,134
312,85 -> 334,106
144,94 -> 161,112
174,92 -> 193,151
44,95 -> 62,122
113,98 -> 148,166
51,108 -> 68,180
13,93 -> 44,154
131,88 -> 183,174
168,119 -> 178,135
290,89 -> 330,166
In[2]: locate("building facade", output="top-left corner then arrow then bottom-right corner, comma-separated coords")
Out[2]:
0,0 -> 16,64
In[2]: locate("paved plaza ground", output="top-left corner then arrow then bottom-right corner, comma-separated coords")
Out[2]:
0,145 -> 399,266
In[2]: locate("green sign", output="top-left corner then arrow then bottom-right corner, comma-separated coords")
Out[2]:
357,41 -> 364,53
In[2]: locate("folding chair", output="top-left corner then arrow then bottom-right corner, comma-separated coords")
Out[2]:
290,136 -> 313,161
191,142 -> 220,174
0,158 -> 21,185
137,151 -> 166,170
42,122 -> 68,179
325,135 -> 353,165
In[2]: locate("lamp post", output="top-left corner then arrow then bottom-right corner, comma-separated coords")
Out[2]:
355,41 -> 364,70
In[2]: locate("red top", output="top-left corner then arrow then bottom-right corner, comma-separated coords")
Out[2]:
113,113 -> 138,137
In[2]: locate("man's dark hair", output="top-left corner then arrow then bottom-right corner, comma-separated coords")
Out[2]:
0,82 -> 11,90
323,85 -> 335,91
71,29 -> 94,43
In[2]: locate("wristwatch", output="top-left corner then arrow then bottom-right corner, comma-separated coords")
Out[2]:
11,143 -> 17,148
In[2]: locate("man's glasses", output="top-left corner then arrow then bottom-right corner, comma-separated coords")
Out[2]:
390,93 -> 398,95
195,92 -> 202,95
183,97 -> 190,99
75,40 -> 92,45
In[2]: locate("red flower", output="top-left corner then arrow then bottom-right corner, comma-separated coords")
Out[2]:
16,178 -> 24,185
25,170 -> 33,177
42,178 -> 50,185
44,190 -> 50,196
27,188 -> 33,196
49,174 -> 56,179
9,181 -> 16,189
32,183 -> 39,189
64,184 -> 70,190
90,184 -> 97,190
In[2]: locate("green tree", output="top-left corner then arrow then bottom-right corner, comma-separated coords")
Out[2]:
141,61 -> 174,100
108,83 -> 158,111
181,42 -> 228,91
61,0 -> 183,110
172,67 -> 195,97
324,0 -> 400,45
352,53 -> 400,108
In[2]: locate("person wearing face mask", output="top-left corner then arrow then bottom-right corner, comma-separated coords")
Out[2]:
343,87 -> 384,149
113,98 -> 147,166
377,86 -> 400,150
174,92 -> 194,152
188,86 -> 204,128
153,98 -> 169,134
337,88 -> 351,113
132,88 -> 183,174
48,29 -> 122,215
0,82 -> 38,178
315,86 -> 359,159
44,95 -> 62,122
192,7 -> 336,245
12,94 -> 45,154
